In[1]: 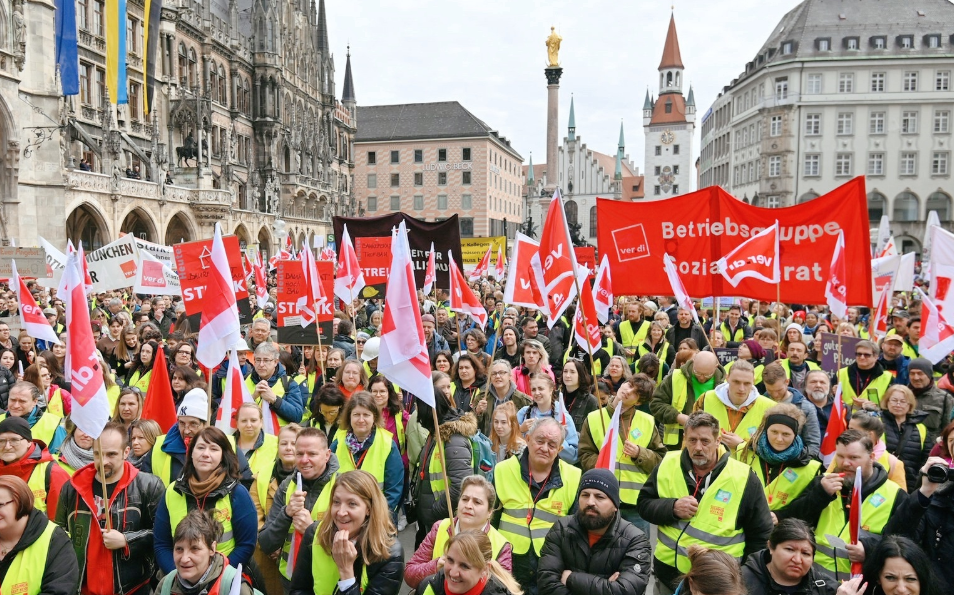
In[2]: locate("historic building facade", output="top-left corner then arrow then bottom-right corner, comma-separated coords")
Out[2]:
699,0 -> 954,253
4,0 -> 355,254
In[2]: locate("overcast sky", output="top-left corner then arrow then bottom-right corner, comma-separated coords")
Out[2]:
326,0 -> 796,177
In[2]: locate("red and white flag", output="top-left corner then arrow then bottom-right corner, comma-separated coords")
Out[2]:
917,288 -> 954,364
196,223 -> 243,369
215,348 -> 254,434
450,254 -> 488,330
469,246 -> 493,282
574,279 -> 602,354
870,284 -> 891,340
825,230 -> 848,320
377,221 -> 435,407
594,404 -> 623,473
254,252 -> 269,309
298,247 -> 326,328
285,473 -> 304,575
319,247 -> 337,262
334,224 -> 366,304
849,465 -> 864,576
494,246 -> 506,281
663,254 -> 699,324
62,244 -> 110,438
503,233 -> 544,310
593,254 -> 613,324
878,235 -> 898,258
820,387 -> 847,466
531,189 -> 580,326
715,222 -> 780,287
423,242 -> 436,296
13,261 -> 60,346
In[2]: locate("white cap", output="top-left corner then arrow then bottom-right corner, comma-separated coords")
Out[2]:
231,338 -> 252,352
361,336 -> 381,361
177,388 -> 210,422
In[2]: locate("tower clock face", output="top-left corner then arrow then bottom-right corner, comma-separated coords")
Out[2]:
660,130 -> 675,145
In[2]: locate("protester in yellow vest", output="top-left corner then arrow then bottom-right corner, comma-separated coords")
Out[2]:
649,351 -> 724,449
0,382 -> 66,454
837,340 -> 894,412
778,340 -> 820,393
615,302 -> 651,364
693,360 -> 776,454
902,317 -> 920,360
0,415 -> 71,519
287,470 -> 404,595
244,343 -> 305,430
636,411 -> 773,593
719,305 -> 753,348
0,475 -> 78,595
493,417 -> 581,595
416,531 -> 523,595
776,429 -> 945,582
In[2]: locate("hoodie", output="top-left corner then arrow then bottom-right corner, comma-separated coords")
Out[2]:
0,441 -> 70,517
0,509 -> 77,595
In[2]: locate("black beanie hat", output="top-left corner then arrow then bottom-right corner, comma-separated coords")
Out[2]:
909,358 -> 934,378
0,416 -> 32,441
577,468 -> 620,509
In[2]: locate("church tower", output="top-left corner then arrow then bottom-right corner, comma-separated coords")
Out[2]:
644,14 -> 695,199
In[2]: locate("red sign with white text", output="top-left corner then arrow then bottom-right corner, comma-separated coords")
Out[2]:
173,235 -> 251,323
276,260 -> 334,344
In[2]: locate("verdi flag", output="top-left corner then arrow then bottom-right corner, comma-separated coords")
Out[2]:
105,0 -> 128,104
54,0 -> 79,95
142,0 -> 163,114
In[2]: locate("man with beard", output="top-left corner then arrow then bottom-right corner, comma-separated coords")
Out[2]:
907,357 -> 954,434
879,334 -> 910,387
804,370 -> 835,437
637,411 -> 772,595
54,422 -> 165,595
422,313 -> 450,361
538,469 -> 651,595
664,308 -> 706,352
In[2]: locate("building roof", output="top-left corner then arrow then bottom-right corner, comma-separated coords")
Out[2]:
592,150 -> 638,178
342,47 -> 355,102
317,0 -> 330,52
659,14 -> 685,70
355,102 -> 522,158
622,175 -> 646,201
648,93 -> 688,125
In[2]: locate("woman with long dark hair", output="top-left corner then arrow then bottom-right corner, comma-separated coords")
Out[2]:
860,535 -> 942,595
559,359 -> 597,431
369,375 -> 408,465
125,340 -> 159,392
452,353 -> 486,412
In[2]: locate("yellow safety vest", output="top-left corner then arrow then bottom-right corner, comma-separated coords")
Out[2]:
56,455 -> 76,477
663,371 -> 690,446
814,479 -> 901,576
650,451 -> 749,573
279,476 -> 336,579
738,446 -> 821,510
637,342 -> 671,367
150,435 -> 175,487
27,462 -> 53,514
165,486 -> 236,556
0,520 -> 57,595
127,369 -> 152,393
244,376 -> 293,431
778,359 -> 820,379
0,413 -> 62,451
720,323 -> 746,343
334,428 -> 394,489
431,518 -> 509,562
701,392 -> 776,444
586,407 -> 656,505
310,522 -> 369,594
494,456 -> 581,555
619,320 -> 650,361
562,347 -> 604,377
106,384 -> 121,413
46,389 -> 66,418
902,341 -> 918,360
724,361 -> 764,385
634,360 -> 664,385
837,368 -> 893,408
229,433 -> 279,509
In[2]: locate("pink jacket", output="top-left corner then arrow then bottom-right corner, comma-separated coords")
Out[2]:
404,519 -> 513,589
511,365 -> 555,395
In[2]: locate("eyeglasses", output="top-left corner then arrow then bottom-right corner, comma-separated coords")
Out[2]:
0,438 -> 23,447
490,370 -> 509,377
854,352 -> 874,358
256,358 -> 276,364
356,340 -> 366,345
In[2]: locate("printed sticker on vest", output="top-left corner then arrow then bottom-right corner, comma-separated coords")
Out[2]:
747,426 -> 757,436
714,489 -> 732,503
550,501 -> 563,515
709,505 -> 725,522
12,582 -> 28,595
629,428 -> 643,441
214,508 -> 233,522
869,494 -> 886,508
783,469 -> 798,483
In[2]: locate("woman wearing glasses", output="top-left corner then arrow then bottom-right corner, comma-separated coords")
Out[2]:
172,341 -> 201,376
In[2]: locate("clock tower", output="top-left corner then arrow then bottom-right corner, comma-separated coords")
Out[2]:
644,13 -> 695,199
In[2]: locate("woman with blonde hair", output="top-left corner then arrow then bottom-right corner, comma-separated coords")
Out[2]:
836,322 -> 858,338
881,384 -> 931,492
128,418 -> 162,470
110,386 -> 143,431
601,355 -> 632,392
418,531 -> 522,595
289,469 -> 404,595
335,359 -> 369,399
491,401 -> 526,462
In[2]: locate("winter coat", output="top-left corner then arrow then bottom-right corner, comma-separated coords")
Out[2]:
453,376 -> 487,412
0,364 -> 15,410
883,409 -> 932,492
289,524 -> 404,595
880,354 -> 910,388
538,511 -> 652,595
665,323 -> 708,353
425,333 -> 449,362
649,358 -> 727,442
741,549 -> 838,595
419,571 -> 515,595
0,508 -> 77,595
886,481 -> 954,590
562,386 -> 599,432
476,382 -> 532,436
157,553 -> 255,595
247,362 -> 305,424
257,455 -> 340,555
334,334 -> 357,359
416,412 -> 478,532
140,424 -> 254,489
404,519 -> 513,589
910,383 -> 954,434
511,364 -> 555,395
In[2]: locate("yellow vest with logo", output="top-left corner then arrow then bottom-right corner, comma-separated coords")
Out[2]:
431,518 -> 509,562
165,486 -> 236,556
664,370 -> 690,446
310,522 -> 369,594
0,520 -> 57,595
814,479 -> 901,576
637,342 -> 671,368
494,456 -> 581,555
244,376 -> 291,430
619,320 -> 650,361
650,451 -> 749,573
702,392 -> 776,444
586,407 -> 656,505
27,462 -> 53,514
279,476 -> 336,579
738,447 -> 821,510
46,389 -> 66,418
837,368 -> 893,408
128,369 -> 152,393
334,428 -> 394,489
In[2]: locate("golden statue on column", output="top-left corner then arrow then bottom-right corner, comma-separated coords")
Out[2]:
546,26 -> 562,67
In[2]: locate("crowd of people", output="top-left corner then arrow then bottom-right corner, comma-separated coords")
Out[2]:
0,273 -> 951,595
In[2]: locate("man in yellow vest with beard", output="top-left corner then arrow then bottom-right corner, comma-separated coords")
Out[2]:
693,360 -> 776,454
837,340 -> 893,412
650,351 -> 725,450
636,411 -> 772,594
614,302 -> 651,365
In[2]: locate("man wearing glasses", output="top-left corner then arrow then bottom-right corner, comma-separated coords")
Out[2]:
0,414 -> 70,518
650,351 -> 725,450
0,382 -> 66,453
836,340 -> 893,412
245,343 -> 304,430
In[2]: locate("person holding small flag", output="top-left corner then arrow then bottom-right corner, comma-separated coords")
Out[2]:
245,343 -> 304,431
836,340 -> 894,412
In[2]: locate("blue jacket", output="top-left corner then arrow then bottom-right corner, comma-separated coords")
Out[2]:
331,430 -> 405,511
26,406 -> 66,454
880,354 -> 911,387
248,363 -> 305,424
211,360 -> 252,410
140,425 -> 253,487
517,401 -> 579,464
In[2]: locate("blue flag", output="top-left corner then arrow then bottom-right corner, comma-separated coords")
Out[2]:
54,0 -> 79,96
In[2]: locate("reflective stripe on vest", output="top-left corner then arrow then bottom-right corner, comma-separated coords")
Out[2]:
310,522 -> 369,594
652,451 -> 749,573
740,448 -> 820,511
0,520 -> 56,595
663,371 -> 690,446
587,407 -> 656,504
334,429 -> 394,489
837,368 -> 893,408
494,456 -> 581,556
230,434 -> 279,510
431,518 -> 509,562
165,487 -> 236,555
279,477 -> 336,579
702,392 -> 776,444
814,480 -> 900,576
27,461 -> 52,514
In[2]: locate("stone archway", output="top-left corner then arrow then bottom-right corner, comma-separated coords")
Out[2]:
165,212 -> 195,245
258,226 -> 272,259
234,223 -> 251,249
66,203 -> 109,250
120,208 -> 158,242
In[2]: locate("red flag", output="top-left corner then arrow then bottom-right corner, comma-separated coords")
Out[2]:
593,254 -> 613,324
423,242 -> 436,296
503,233 -> 544,310
13,261 -> 61,346
469,246 -> 493,282
825,230 -> 848,319
595,404 -> 623,473
531,189 -> 580,326
663,253 -> 699,324
196,223 -> 242,369
574,280 -> 602,354
254,251 -> 269,309
715,222 -> 780,287
849,466 -> 863,576
494,246 -> 506,281
820,387 -> 847,466
870,284 -> 891,340
142,345 -> 178,432
334,224 -> 366,304
450,254 -> 488,330
298,247 -> 326,328
214,348 -> 254,434
917,288 -> 954,364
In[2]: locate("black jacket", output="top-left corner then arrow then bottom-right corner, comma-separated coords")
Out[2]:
562,386 -> 599,432
884,481 -> 954,591
417,413 -> 478,532
419,571 -> 515,595
741,549 -> 838,595
883,410 -> 933,492
0,509 -> 78,595
0,365 -> 15,410
538,512 -> 651,595
257,455 -> 340,554
289,524 -> 404,595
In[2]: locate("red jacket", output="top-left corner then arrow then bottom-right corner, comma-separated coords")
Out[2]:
0,441 -> 69,518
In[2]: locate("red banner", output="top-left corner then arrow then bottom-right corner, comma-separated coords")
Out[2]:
574,247 -> 596,273
276,260 -> 334,345
173,235 -> 251,323
596,177 -> 872,305
354,236 -> 392,298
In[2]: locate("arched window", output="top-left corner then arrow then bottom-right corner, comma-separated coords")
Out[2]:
798,192 -> 819,204
178,43 -> 188,85
209,61 -> 218,101
589,206 -> 597,238
565,200 -> 579,227
188,48 -> 197,89
284,145 -> 291,172
218,65 -> 227,105
893,191 -> 919,222
927,191 -> 952,222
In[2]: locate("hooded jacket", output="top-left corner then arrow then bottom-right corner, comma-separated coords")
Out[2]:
886,481 -> 954,591
741,548 -> 838,595
649,358 -> 727,427
248,362 -> 305,424
257,454 -> 340,555
417,412 -> 479,532
0,508 -> 77,595
0,440 -> 70,518
909,381 -> 954,435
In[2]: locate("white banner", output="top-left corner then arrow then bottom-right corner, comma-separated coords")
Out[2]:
134,250 -> 181,296
132,236 -> 175,268
86,235 -> 140,292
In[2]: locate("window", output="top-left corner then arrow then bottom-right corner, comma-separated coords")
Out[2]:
461,171 -> 471,185
934,152 -> 950,175
673,185 -> 680,194
845,37 -> 859,50
390,195 -> 401,211
871,72 -> 886,92
367,197 -> 377,212
899,35 -> 914,49
366,174 -> 377,188
936,71 -> 951,91
437,194 -> 447,210
870,111 -> 886,134
413,195 -> 424,210
835,153 -> 853,176
459,218 -> 474,238
126,17 -> 138,54
927,35 -> 941,49
674,165 -> 680,175
413,172 -> 423,186
77,0 -> 88,30
935,110 -> 950,133
900,152 -> 917,175
367,151 -> 376,165
765,196 -> 780,209
654,146 -> 661,156
868,192 -> 886,221
871,36 -> 886,49
837,112 -> 854,135
673,145 -> 680,155
438,149 -> 447,162
390,173 -> 399,187
462,147 -> 471,161
868,153 -> 884,176
654,166 -> 661,176
93,1 -> 104,35
654,185 -> 661,196
805,113 -> 821,135
838,73 -> 854,93
804,154 -> 820,176
817,38 -> 831,51
775,77 -> 788,100
414,149 -> 423,163
79,63 -> 91,104
95,69 -> 105,107
126,80 -> 139,117
769,155 -> 781,177
894,192 -> 918,221
390,150 -> 399,164
903,71 -> 919,91
806,74 -> 822,94
461,194 -> 472,210
928,192 -> 952,221
770,115 -> 783,137
781,41 -> 794,55
902,111 -> 919,133
437,172 -> 447,185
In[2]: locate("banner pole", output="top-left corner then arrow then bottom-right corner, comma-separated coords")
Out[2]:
570,274 -> 605,433
431,405 -> 456,535
95,437 -> 112,531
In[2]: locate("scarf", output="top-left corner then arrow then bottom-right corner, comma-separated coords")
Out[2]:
755,432 -> 805,465
346,428 -> 374,455
60,437 -> 95,470
127,450 -> 146,469
188,468 -> 227,499
873,439 -> 886,462
272,458 -> 296,485
446,576 -> 488,595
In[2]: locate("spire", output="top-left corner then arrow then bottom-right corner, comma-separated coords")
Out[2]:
342,45 -> 356,103
687,85 -> 695,106
527,153 -> 535,184
316,0 -> 329,53
658,13 -> 684,70
618,119 -> 625,149
614,121 -> 624,181
567,95 -> 576,141
643,89 -> 653,110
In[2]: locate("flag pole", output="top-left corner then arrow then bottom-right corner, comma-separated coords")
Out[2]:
95,437 -> 112,531
430,405 -> 457,535
570,275 -> 605,433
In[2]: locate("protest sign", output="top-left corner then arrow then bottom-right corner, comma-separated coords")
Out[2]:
276,260 -> 333,344
174,235 -> 251,324
134,251 -> 181,296
353,235 -> 391,298
133,237 -> 175,268
461,236 -> 506,270
714,348 -> 739,368
0,248 -> 48,279
86,235 -> 140,292
574,247 -> 597,273
818,332 -> 862,375
596,177 -> 871,305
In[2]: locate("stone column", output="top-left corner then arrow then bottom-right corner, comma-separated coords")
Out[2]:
544,67 -> 563,206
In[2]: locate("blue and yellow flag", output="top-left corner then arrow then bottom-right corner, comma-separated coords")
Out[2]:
105,0 -> 128,104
